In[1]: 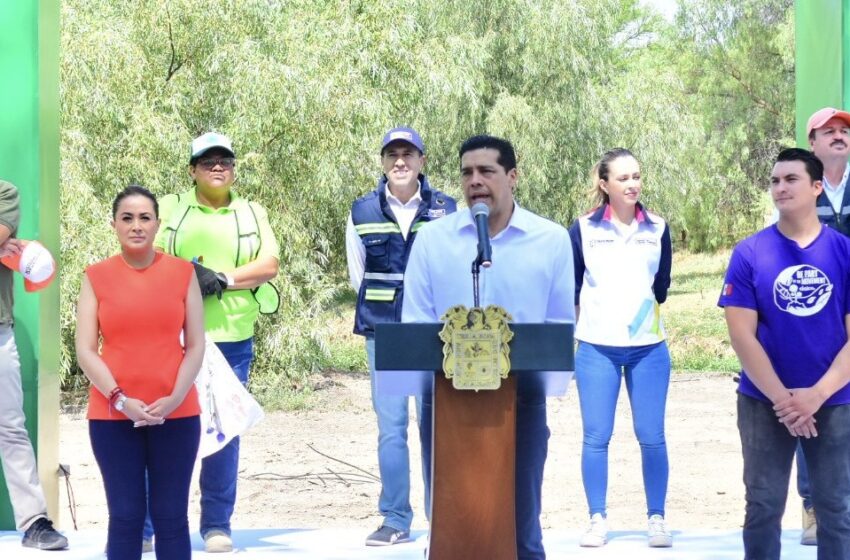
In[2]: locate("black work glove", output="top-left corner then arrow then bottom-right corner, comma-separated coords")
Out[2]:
193,261 -> 228,300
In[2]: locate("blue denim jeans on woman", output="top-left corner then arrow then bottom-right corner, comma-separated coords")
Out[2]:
365,337 -> 428,532
575,341 -> 670,518
737,393 -> 850,560
90,416 -> 200,560
199,337 -> 254,538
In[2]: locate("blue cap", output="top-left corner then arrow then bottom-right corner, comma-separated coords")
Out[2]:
380,127 -> 425,154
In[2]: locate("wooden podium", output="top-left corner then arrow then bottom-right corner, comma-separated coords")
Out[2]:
375,323 -> 574,560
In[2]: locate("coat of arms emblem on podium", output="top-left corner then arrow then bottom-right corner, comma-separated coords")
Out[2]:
439,305 -> 514,390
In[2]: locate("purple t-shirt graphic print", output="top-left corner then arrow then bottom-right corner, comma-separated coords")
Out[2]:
718,224 -> 850,405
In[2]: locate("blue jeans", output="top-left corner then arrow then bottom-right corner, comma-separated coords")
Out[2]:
90,416 -> 200,560
142,475 -> 153,540
199,338 -> 254,537
365,338 -> 427,532
575,341 -> 670,518
796,442 -> 813,511
738,393 -> 850,560
419,388 -> 550,560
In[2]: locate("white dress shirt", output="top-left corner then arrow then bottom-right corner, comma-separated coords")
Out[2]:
401,204 -> 575,326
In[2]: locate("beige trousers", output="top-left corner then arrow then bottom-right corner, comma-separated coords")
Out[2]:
0,324 -> 47,530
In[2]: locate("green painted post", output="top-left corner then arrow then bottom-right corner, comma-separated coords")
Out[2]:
845,0 -> 850,106
0,0 -> 61,529
795,0 -> 846,147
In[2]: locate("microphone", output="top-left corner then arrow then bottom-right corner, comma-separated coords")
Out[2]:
471,203 -> 492,268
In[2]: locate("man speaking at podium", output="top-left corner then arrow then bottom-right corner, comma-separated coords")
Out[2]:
402,135 -> 575,559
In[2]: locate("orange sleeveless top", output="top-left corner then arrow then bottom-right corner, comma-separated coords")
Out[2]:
85,253 -> 200,420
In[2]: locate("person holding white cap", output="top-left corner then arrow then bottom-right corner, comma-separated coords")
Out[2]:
154,132 -> 279,553
0,179 -> 67,550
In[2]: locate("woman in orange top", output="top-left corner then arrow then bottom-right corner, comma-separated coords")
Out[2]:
75,184 -> 204,560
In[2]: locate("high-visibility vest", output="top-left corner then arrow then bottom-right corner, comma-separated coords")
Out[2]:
161,191 -> 280,314
351,175 -> 456,336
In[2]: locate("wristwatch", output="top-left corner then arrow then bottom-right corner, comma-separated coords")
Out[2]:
114,394 -> 128,412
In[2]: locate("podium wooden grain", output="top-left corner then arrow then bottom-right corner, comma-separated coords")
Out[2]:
428,374 -> 517,560
374,322 -> 573,560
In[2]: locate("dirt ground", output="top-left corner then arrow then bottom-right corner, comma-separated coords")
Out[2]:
57,372 -> 805,534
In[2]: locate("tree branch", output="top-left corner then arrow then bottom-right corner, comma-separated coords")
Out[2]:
165,5 -> 185,82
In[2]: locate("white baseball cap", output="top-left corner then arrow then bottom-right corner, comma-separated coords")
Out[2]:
190,132 -> 235,162
0,240 -> 56,292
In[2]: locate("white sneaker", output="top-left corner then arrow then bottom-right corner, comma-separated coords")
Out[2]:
204,530 -> 233,553
579,513 -> 608,547
648,514 -> 672,547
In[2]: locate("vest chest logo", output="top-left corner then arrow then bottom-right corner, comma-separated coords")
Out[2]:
588,238 -> 614,248
635,237 -> 658,246
428,208 -> 447,218
364,236 -> 386,246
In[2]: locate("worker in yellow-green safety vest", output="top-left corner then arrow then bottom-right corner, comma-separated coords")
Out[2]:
154,131 -> 279,554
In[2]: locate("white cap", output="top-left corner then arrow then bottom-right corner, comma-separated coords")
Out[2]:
0,240 -> 56,292
190,132 -> 235,161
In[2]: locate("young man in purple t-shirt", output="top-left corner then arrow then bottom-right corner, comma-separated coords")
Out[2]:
719,148 -> 850,559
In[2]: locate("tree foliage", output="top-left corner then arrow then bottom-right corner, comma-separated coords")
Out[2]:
60,0 -> 795,402
668,0 -> 795,249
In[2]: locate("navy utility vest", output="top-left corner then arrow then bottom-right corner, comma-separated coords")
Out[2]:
352,175 -> 456,336
817,188 -> 850,237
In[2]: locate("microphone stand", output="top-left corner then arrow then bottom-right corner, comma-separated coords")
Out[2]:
471,254 -> 484,308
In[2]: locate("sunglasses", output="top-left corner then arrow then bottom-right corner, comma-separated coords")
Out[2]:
196,157 -> 236,170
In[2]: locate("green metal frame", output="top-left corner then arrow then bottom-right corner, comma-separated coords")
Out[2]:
795,0 -> 850,146
0,0 -> 60,529
0,0 -> 845,535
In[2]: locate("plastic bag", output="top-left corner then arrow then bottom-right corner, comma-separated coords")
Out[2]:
195,336 -> 265,458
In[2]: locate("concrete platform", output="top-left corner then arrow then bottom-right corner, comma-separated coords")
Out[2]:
0,528 -> 818,559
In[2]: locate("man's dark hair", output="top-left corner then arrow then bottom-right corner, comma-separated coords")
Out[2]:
776,148 -> 824,182
459,135 -> 517,172
112,183 -> 159,218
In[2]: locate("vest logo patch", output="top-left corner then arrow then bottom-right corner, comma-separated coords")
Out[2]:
428,208 -> 447,218
774,264 -> 833,317
635,237 -> 658,246
588,238 -> 614,248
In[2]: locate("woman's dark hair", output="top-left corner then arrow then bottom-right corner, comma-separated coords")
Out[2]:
111,183 -> 159,218
589,148 -> 637,205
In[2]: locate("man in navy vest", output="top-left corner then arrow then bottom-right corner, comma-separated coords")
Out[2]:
345,127 -> 456,546
810,107 -> 850,235
795,107 -> 850,546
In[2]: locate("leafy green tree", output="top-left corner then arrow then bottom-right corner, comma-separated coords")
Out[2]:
60,0 -> 794,403
667,0 -> 795,250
